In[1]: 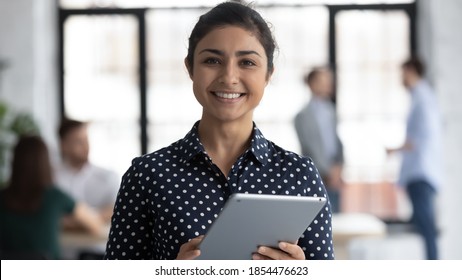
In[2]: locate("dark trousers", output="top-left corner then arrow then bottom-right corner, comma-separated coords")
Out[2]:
407,180 -> 438,260
326,189 -> 340,213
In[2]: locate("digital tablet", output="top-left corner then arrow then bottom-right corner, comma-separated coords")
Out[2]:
196,193 -> 327,260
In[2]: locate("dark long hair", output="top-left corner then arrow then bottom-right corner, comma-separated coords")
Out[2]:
2,135 -> 52,212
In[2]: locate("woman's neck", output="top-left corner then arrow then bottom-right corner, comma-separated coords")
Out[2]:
198,117 -> 254,176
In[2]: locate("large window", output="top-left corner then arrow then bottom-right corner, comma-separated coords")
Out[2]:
61,12 -> 143,176
59,0 -> 416,220
329,4 -> 415,219
334,7 -> 412,184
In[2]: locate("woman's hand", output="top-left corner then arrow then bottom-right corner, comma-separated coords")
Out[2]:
176,236 -> 204,260
252,242 -> 305,260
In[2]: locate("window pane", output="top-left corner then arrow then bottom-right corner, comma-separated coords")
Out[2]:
335,10 -> 411,218
336,10 -> 410,183
64,15 -> 140,177
146,8 -> 205,151
257,6 -> 329,151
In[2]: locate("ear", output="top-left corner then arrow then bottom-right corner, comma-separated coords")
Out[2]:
265,67 -> 275,85
184,58 -> 193,79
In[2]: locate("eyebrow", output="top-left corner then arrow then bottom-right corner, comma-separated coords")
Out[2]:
198,49 -> 261,57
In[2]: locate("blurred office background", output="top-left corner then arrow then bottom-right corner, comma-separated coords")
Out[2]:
0,0 -> 461,259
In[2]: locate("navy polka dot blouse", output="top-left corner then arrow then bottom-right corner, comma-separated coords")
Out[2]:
104,121 -> 334,260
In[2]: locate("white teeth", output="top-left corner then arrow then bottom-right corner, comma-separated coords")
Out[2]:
214,92 -> 241,99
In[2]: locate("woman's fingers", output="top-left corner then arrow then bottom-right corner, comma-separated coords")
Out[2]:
252,242 -> 305,260
176,235 -> 204,260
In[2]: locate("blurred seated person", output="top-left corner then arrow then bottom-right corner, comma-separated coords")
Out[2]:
0,135 -> 105,259
54,119 -> 119,228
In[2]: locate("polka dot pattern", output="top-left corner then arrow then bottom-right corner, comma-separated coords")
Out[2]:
104,122 -> 334,260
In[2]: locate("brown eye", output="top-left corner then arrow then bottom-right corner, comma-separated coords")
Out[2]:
203,58 -> 220,64
240,59 -> 256,67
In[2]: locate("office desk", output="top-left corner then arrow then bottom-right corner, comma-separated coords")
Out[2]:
332,213 -> 386,259
60,226 -> 109,260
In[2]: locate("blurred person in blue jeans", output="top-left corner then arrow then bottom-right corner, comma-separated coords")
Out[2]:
387,57 -> 443,260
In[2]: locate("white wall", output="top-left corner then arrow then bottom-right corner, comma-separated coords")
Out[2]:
418,0 -> 462,260
0,0 -> 59,152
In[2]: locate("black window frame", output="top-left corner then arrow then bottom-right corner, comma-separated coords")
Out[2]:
327,3 -> 417,103
58,8 -> 148,154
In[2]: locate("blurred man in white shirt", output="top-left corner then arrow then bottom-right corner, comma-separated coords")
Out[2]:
55,119 -> 119,225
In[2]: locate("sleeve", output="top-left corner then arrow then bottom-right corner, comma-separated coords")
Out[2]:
294,111 -> 329,176
333,131 -> 344,165
53,187 -> 76,215
297,159 -> 335,260
408,93 -> 436,152
104,158 -> 155,259
406,96 -> 422,141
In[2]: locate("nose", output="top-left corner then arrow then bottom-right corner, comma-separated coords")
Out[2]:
219,62 -> 239,85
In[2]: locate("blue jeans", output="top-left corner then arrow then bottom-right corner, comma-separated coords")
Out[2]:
407,180 -> 438,260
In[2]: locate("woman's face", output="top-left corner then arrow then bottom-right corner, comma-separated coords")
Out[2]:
187,25 -> 272,124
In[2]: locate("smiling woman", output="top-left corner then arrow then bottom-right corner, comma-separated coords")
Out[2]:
104,1 -> 334,260
188,26 -> 270,133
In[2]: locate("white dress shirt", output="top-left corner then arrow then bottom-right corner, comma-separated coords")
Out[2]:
54,162 -> 120,210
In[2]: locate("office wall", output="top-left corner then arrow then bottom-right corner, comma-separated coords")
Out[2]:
0,0 -> 461,259
0,0 -> 59,152
418,0 -> 462,260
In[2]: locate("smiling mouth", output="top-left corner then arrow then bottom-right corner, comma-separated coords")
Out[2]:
212,92 -> 245,99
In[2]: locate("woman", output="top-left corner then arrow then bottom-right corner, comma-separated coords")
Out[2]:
0,135 -> 105,259
104,1 -> 333,260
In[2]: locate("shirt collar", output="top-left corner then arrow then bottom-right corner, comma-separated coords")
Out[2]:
178,121 -> 204,164
179,121 -> 270,166
249,124 -> 270,166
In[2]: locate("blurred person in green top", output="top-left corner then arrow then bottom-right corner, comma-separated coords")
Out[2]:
0,135 -> 105,259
